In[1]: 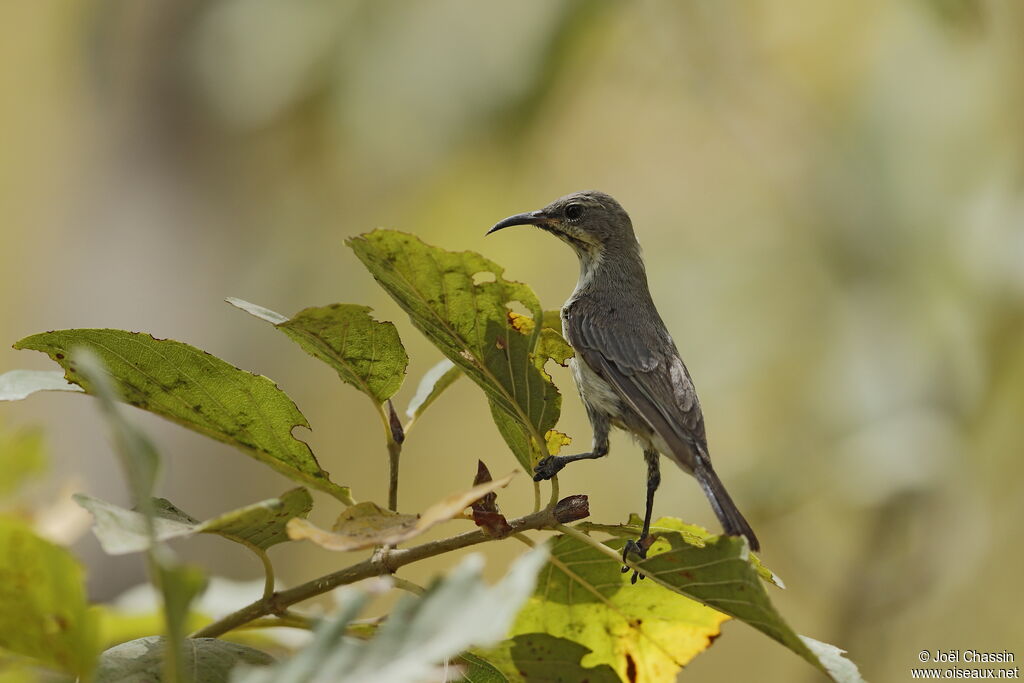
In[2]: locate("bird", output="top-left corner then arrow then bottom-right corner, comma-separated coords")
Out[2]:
486,190 -> 759,582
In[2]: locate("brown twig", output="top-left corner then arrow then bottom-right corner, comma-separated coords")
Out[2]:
190,496 -> 589,639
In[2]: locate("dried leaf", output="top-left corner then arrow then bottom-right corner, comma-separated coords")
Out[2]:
288,473 -> 516,551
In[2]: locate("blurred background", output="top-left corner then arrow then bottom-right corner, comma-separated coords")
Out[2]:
2,1 -> 1023,680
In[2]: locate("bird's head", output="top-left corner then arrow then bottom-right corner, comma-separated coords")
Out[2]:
486,191 -> 637,259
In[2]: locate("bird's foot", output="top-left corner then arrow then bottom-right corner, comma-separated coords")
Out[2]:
532,456 -> 565,482
621,535 -> 655,584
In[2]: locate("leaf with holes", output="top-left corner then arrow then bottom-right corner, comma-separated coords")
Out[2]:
348,230 -> 574,471
13,329 -> 351,504
227,298 -> 408,407
76,487 -> 313,555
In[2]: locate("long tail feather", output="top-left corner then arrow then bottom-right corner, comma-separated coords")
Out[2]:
693,458 -> 759,551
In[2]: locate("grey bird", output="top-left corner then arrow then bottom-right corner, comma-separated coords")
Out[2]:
487,190 -> 759,581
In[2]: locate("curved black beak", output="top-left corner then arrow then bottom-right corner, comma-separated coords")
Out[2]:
486,210 -> 552,235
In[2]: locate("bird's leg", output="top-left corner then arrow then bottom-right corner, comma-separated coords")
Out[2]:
533,410 -> 610,481
622,449 -> 660,584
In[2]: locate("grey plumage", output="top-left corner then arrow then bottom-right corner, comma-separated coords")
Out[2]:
487,191 -> 759,576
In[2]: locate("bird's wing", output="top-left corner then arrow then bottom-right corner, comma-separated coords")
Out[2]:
567,301 -> 760,550
568,306 -> 708,463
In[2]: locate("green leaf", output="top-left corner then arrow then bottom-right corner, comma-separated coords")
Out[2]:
0,423 -> 46,498
235,547 -> 549,683
13,329 -> 351,504
577,514 -> 785,588
405,358 -> 461,423
227,299 -> 407,406
510,533 -> 728,683
555,521 -> 864,682
0,517 -> 99,679
195,487 -> 314,549
75,487 -> 314,555
0,369 -> 83,401
348,230 -> 573,471
95,636 -> 274,683
462,634 -> 620,683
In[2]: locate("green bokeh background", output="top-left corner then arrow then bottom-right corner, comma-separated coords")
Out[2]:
2,2 -> 1022,681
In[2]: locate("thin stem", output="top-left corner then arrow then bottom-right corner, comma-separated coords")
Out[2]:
236,613 -> 313,631
387,438 -> 402,511
391,576 -> 426,596
384,400 -> 404,511
245,544 -> 275,601
191,505 -> 575,639
547,475 -> 560,509
554,523 -> 650,581
512,533 -> 536,548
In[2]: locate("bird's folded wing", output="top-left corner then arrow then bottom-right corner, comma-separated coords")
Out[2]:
572,311 -> 708,458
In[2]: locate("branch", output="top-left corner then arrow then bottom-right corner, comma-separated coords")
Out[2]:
190,495 -> 589,639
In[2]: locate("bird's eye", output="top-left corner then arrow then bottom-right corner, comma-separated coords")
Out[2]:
564,203 -> 584,221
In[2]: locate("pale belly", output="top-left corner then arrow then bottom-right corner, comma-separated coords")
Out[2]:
568,356 -> 696,472
569,356 -> 621,417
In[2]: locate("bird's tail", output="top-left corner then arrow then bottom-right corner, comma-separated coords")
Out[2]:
692,456 -> 759,551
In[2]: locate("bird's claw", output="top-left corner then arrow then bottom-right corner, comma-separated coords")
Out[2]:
532,456 -> 564,482
621,536 -> 651,584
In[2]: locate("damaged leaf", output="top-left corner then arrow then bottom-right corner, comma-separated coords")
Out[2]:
470,460 -> 513,537
511,532 -> 729,683
288,472 -> 516,551
348,230 -> 573,472
13,329 -> 351,504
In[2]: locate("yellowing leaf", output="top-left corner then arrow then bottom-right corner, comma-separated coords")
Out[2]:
544,429 -> 572,457
13,329 -> 351,504
348,230 -> 573,471
511,533 -> 728,683
288,473 -> 516,551
568,519 -> 864,682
